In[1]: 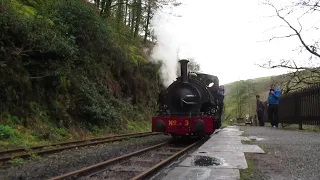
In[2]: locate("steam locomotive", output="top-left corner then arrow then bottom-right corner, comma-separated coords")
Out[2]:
152,59 -> 223,138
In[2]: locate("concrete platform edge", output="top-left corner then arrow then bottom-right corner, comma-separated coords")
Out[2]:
161,126 -> 265,180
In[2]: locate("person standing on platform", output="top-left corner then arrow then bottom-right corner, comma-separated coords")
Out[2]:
267,84 -> 281,128
218,85 -> 225,111
255,95 -> 265,126
216,85 -> 225,128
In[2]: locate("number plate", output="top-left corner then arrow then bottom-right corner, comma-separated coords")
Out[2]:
168,120 -> 177,126
168,120 -> 190,126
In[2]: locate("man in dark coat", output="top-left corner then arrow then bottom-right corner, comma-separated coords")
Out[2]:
256,95 -> 265,126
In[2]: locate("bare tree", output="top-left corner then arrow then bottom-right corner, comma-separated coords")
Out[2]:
175,57 -> 201,77
187,57 -> 201,72
259,0 -> 320,91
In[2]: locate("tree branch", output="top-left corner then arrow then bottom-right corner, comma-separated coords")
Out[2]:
266,2 -> 320,58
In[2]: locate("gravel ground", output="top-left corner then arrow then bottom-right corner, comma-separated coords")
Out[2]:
83,146 -> 170,180
80,137 -> 205,180
0,134 -> 171,180
239,126 -> 320,180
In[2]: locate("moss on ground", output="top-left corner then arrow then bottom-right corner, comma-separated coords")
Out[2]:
240,155 -> 254,180
259,144 -> 269,153
281,124 -> 320,132
241,140 -> 248,144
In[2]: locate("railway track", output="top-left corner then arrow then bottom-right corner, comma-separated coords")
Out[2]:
0,132 -> 161,163
48,137 -> 205,180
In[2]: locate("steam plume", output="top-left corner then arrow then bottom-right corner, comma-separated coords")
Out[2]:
150,8 -> 181,87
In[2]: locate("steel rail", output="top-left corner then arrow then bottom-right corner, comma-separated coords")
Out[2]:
130,141 -> 198,180
47,142 -> 169,180
0,132 -> 161,162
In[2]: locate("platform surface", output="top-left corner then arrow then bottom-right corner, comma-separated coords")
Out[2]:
161,126 -> 265,180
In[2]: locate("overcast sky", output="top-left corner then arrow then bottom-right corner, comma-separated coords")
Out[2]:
150,0 -> 320,85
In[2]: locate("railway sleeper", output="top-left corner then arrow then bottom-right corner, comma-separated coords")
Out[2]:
165,147 -> 184,151
129,158 -> 155,163
118,159 -> 162,168
109,165 -> 147,172
130,160 -> 162,167
155,151 -> 176,156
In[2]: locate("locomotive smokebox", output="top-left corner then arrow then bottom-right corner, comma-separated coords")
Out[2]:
179,59 -> 189,83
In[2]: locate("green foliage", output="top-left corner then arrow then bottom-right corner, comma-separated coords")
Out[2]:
27,152 -> 40,160
0,125 -> 14,139
9,158 -> 25,166
0,0 -> 162,148
10,0 -> 37,18
74,77 -> 120,127
223,80 -> 258,121
0,113 -> 21,125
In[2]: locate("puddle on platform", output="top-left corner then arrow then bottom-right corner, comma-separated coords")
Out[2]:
193,156 -> 222,166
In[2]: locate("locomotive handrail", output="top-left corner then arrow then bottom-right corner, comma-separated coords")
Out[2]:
180,98 -> 197,105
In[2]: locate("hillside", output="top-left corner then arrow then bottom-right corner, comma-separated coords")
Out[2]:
222,75 -> 280,123
0,0 -> 163,148
222,68 -> 320,122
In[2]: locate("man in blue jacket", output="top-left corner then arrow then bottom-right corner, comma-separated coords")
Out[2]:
267,84 -> 281,128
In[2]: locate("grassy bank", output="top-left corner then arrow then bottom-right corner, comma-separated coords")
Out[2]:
0,109 -> 153,149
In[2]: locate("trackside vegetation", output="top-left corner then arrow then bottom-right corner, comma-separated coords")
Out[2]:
0,0 -> 164,148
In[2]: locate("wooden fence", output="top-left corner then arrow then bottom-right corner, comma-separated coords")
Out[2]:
266,83 -> 320,129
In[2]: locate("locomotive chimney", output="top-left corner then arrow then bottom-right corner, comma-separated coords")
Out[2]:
179,59 -> 189,83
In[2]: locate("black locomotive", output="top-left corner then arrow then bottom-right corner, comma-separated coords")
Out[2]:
156,59 -> 223,130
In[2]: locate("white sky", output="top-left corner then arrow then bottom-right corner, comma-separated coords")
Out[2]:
150,0 -> 320,85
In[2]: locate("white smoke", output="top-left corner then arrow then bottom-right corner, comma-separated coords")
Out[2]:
149,0 -> 279,85
150,11 -> 180,87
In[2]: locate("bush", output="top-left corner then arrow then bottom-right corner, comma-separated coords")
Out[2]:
0,125 -> 14,139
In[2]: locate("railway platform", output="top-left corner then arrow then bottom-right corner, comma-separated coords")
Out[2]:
161,126 -> 265,180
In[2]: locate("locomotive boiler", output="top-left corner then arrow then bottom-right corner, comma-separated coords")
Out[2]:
152,59 -> 223,138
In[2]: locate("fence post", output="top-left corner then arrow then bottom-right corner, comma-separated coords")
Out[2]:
299,118 -> 303,130
295,95 -> 302,130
